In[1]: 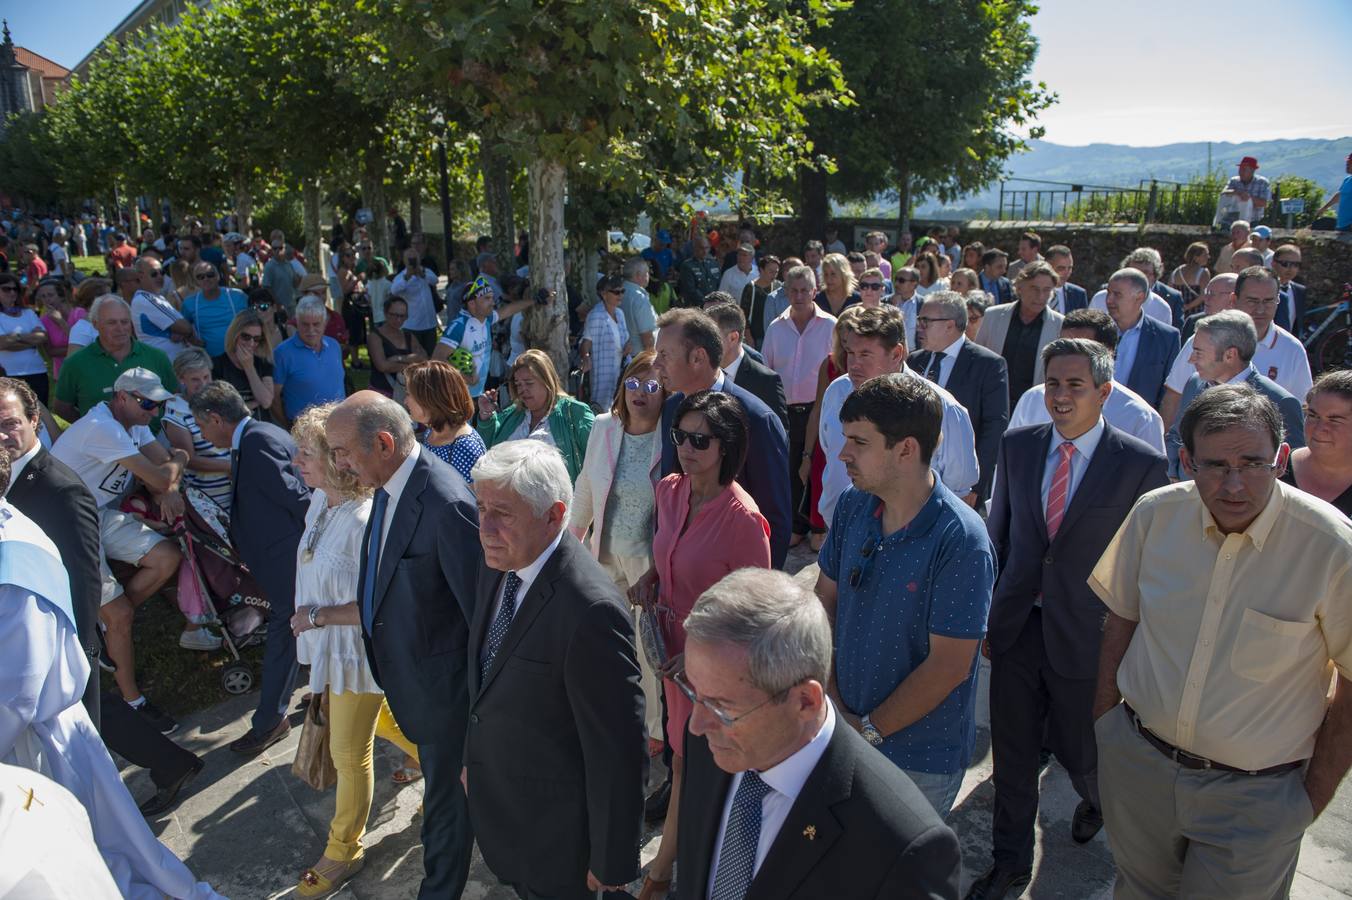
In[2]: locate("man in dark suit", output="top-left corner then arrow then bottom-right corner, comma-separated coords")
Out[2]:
1045,245 -> 1088,313
1164,310 -> 1305,479
706,301 -> 789,429
192,381 -> 310,755
676,567 -> 960,900
654,308 -> 791,568
1104,268 -> 1180,409
327,391 -> 480,899
970,339 -> 1168,900
1272,244 -> 1307,335
979,248 -> 1013,303
465,441 -> 645,899
910,291 -> 1010,504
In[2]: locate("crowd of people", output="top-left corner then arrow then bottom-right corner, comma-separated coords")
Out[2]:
0,203 -> 1349,900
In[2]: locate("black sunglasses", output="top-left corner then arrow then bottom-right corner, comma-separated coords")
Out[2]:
671,427 -> 715,451
1274,259 -> 1301,268
858,282 -> 885,291
195,272 -> 218,281
132,395 -> 164,411
848,535 -> 880,588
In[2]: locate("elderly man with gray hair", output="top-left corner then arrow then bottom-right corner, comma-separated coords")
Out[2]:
325,390 -> 482,897
1164,310 -> 1304,479
52,294 -> 178,421
1098,268 -> 1180,410
673,567 -> 961,899
271,295 -> 345,426
463,440 -> 646,899
1089,248 -> 1176,327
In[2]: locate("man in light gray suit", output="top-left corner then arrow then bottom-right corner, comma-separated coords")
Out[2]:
1165,310 -> 1304,479
974,261 -> 1066,405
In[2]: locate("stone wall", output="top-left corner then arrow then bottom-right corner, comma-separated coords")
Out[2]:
720,217 -> 1352,303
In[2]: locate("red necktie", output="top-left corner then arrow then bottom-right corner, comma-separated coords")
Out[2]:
1045,441 -> 1075,540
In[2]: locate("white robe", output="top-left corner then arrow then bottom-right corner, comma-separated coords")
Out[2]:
0,762 -> 122,898
0,502 -> 225,900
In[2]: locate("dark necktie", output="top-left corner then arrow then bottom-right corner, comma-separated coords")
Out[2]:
710,770 -> 773,900
925,350 -> 946,383
480,571 -> 522,680
360,487 -> 389,633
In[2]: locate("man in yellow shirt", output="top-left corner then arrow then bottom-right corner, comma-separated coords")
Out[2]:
1090,384 -> 1352,898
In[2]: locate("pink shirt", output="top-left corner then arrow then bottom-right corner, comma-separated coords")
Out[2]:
41,306 -> 87,377
761,305 -> 837,404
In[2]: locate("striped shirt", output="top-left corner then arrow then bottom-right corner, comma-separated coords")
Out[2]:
164,396 -> 233,511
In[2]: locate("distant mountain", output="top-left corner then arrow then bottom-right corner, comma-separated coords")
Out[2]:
908,137 -> 1352,218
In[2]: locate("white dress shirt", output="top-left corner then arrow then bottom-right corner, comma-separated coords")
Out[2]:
1165,324 -> 1312,401
718,264 -> 759,302
230,416 -> 251,455
488,526 -> 565,622
723,348 -> 746,383
5,441 -> 41,493
706,703 -> 836,899
390,268 -> 440,331
1008,381 -> 1165,453
924,335 -> 965,388
1040,417 -> 1105,510
892,294 -> 918,352
376,443 -> 421,557
818,369 -> 979,524
1090,288 -> 1172,325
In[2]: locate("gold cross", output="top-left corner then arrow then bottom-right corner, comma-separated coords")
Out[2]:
20,786 -> 43,811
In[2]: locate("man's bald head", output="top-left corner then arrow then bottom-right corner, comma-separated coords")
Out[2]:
328,391 -> 416,488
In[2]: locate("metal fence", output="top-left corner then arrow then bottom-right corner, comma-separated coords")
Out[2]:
995,178 -> 1223,226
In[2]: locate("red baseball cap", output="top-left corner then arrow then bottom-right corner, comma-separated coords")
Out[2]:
1238,156 -> 1259,169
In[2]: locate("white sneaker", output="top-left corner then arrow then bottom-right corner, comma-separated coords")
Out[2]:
179,628 -> 223,651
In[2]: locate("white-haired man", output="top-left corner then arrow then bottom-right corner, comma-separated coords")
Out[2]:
52,295 -> 178,422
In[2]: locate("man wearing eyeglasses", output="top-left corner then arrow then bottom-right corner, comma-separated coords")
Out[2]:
1164,311 -> 1304,481
891,265 -> 921,349
816,373 -> 995,817
1270,244 -> 1306,335
181,262 -> 248,357
1091,385 -> 1352,899
129,257 -> 196,363
51,368 -> 188,736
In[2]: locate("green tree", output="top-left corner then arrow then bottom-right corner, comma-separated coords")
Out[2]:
800,0 -> 1055,237
362,0 -> 845,371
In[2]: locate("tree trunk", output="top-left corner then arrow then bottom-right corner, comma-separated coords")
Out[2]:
798,166 -> 828,247
361,149 -> 390,261
896,167 -> 912,237
302,179 -> 324,276
409,187 -> 422,240
480,140 -> 516,269
523,157 -> 568,375
232,171 -> 253,236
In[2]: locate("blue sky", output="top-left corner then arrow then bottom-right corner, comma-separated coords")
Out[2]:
7,0 -> 1352,147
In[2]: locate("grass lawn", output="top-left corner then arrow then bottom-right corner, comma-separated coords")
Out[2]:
72,255 -> 109,278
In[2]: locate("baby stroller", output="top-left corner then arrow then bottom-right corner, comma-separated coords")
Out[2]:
172,489 -> 272,696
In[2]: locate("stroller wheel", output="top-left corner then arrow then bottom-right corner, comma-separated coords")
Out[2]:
221,662 -> 254,695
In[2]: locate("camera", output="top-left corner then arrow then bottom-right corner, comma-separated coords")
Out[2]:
534,287 -> 554,306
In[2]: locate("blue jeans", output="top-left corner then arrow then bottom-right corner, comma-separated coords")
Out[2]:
903,768 -> 964,818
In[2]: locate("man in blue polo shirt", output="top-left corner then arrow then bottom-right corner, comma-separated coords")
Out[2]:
816,372 -> 996,817
181,261 -> 248,356
272,296 -> 345,425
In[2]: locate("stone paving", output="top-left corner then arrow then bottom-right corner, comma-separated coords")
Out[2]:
127,548 -> 1351,898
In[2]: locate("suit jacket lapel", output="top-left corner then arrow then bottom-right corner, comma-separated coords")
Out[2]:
746,723 -> 852,900
1053,427 -> 1118,543
685,735 -> 733,899
469,565 -> 501,698
372,457 -> 427,618
948,344 -> 974,391
1022,426 -> 1054,542
475,538 -> 566,697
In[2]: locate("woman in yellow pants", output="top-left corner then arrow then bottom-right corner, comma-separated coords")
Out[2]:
286,404 -> 419,897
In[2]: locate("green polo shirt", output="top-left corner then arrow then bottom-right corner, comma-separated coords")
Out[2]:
54,339 -> 179,418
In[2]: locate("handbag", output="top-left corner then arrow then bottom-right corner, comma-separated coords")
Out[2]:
291,690 -> 338,791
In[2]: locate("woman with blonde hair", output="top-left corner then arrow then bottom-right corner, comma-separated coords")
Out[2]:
287,403 -> 419,898
475,348 -> 595,482
949,267 -> 980,296
212,309 -> 276,420
814,251 -> 859,316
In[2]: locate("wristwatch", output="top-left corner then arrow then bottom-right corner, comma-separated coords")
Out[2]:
307,606 -> 323,629
860,714 -> 884,747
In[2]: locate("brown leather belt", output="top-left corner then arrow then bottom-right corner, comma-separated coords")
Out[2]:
1122,704 -> 1304,777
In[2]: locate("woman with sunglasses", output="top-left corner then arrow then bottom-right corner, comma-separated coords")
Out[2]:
0,272 -> 50,402
366,297 -> 426,400
213,310 -> 276,420
629,390 -> 771,900
570,351 -> 668,750
475,349 -> 595,483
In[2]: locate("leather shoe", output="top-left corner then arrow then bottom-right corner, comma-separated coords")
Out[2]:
140,756 -> 204,817
644,779 -> 672,824
1071,799 -> 1104,843
965,864 -> 1031,900
229,717 -> 291,756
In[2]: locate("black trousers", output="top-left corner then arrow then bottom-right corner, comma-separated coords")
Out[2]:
989,607 -> 1100,869
787,402 -> 814,535
417,738 -> 475,898
250,569 -> 299,736
100,692 -> 200,789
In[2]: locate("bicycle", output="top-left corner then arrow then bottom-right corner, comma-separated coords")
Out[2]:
1301,283 -> 1352,375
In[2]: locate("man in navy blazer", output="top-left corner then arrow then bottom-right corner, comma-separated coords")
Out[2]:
1105,268 -> 1179,409
979,248 -> 1014,303
1046,245 -> 1088,314
969,338 -> 1168,900
654,308 -> 792,568
1152,280 -> 1186,331
192,381 -> 310,755
1272,244 -> 1307,335
327,391 -> 482,899
1164,311 -> 1305,479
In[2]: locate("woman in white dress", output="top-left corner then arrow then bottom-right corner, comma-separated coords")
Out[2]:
286,403 -> 419,898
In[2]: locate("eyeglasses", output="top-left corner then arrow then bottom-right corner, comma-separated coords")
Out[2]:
386,310 -> 407,319
624,377 -> 661,394
195,271 -> 218,281
131,395 -> 164,411
238,333 -> 262,344
1188,456 -> 1281,481
1239,297 -> 1279,309
253,302 -> 272,311
858,282 -> 885,291
603,288 -> 624,297
1274,259 -> 1301,268
848,535 -> 879,588
671,427 -> 716,451
0,285 -> 16,293
894,277 -> 917,284
670,669 -> 789,728
915,316 -> 955,326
